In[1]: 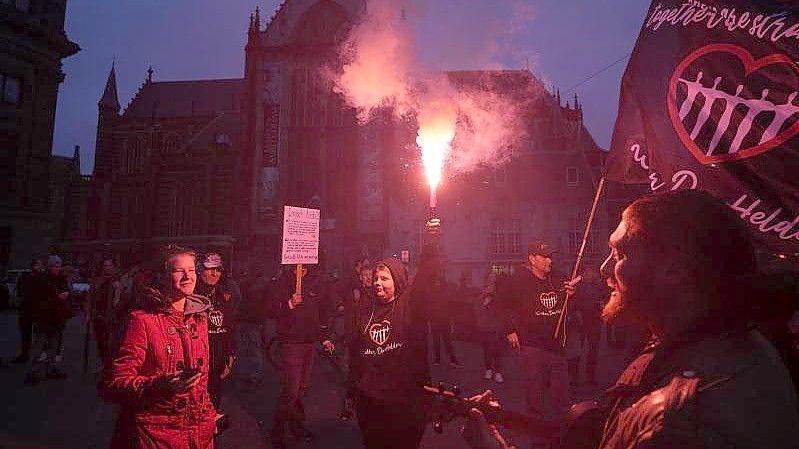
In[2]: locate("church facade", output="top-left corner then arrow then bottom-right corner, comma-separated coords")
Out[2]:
68,0 -> 611,284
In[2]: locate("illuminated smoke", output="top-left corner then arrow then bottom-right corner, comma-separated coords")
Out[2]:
331,0 -> 536,182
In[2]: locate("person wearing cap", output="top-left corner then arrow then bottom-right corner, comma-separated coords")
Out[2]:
195,253 -> 240,414
497,240 -> 579,446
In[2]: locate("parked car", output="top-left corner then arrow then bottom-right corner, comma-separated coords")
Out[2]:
3,269 -> 31,309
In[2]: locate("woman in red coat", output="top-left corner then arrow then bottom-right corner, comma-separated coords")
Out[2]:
101,245 -> 217,449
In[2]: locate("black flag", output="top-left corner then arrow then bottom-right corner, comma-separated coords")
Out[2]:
606,0 -> 799,254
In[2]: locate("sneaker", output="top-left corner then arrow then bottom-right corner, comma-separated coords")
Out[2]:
493,372 -> 504,384
432,359 -> 441,366
484,369 -> 494,380
35,351 -> 47,363
449,361 -> 464,369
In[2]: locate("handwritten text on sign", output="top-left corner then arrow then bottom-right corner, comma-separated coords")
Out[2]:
281,206 -> 321,264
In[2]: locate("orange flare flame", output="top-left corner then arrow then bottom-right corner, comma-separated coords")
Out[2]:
416,101 -> 456,194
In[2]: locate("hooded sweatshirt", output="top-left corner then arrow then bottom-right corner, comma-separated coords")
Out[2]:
349,257 -> 433,403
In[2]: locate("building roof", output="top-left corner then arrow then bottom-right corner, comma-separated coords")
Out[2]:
180,111 -> 241,153
445,69 -> 546,94
99,64 -> 120,110
122,78 -> 244,120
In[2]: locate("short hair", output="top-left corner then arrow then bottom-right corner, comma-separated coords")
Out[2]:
623,190 -> 756,323
159,245 -> 197,272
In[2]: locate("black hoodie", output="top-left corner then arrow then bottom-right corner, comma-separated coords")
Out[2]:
349,257 -> 433,403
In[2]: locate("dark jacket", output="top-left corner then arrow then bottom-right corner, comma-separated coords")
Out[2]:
30,273 -> 71,329
498,265 -> 565,353
599,330 -> 799,449
237,274 -> 271,324
270,270 -> 332,344
100,288 -> 216,449
349,256 -> 434,403
16,271 -> 38,314
195,278 -> 239,360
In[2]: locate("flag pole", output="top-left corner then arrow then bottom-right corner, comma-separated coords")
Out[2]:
554,176 -> 606,346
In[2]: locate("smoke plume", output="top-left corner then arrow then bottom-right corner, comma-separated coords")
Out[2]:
331,0 -> 538,177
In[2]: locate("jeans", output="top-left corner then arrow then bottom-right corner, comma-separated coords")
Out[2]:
27,324 -> 61,376
430,319 -> 459,364
236,323 -> 265,380
480,331 -> 503,372
520,345 -> 570,418
271,342 -> 315,440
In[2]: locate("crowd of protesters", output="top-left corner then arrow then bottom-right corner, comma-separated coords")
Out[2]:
2,191 -> 799,449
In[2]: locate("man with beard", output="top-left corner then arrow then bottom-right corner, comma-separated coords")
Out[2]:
87,257 -> 122,369
466,190 -> 799,449
195,253 -> 239,414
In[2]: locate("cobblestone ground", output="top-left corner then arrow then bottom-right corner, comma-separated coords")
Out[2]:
0,310 -> 633,449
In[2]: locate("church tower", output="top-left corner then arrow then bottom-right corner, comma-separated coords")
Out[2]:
94,63 -> 120,180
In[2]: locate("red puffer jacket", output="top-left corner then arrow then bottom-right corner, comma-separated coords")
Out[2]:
100,290 -> 217,449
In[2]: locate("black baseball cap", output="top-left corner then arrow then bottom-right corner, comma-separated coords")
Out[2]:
528,241 -> 557,258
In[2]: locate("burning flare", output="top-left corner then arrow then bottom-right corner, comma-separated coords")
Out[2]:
416,100 -> 457,208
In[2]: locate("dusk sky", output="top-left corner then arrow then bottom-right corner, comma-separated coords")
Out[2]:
53,0 -> 650,174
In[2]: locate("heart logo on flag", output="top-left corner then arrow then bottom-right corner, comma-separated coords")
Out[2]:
667,44 -> 799,165
368,320 -> 391,346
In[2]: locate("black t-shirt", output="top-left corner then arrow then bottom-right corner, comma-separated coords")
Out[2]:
500,267 -> 565,352
195,280 -> 237,357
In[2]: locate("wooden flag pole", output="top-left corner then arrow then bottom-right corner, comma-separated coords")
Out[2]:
554,177 -> 606,346
295,263 -> 303,295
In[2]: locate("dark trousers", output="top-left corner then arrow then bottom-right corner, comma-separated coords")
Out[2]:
26,324 -> 61,376
480,331 -> 503,371
430,320 -> 459,364
93,316 -> 110,364
271,342 -> 315,440
208,341 -> 230,411
578,314 -> 601,382
356,393 -> 427,449
17,309 -> 32,358
208,356 -> 228,411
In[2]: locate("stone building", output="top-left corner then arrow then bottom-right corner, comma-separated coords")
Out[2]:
0,0 -> 79,273
64,65 -> 242,270
50,144 -> 90,246
67,0 -> 613,284
235,1 -> 609,283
